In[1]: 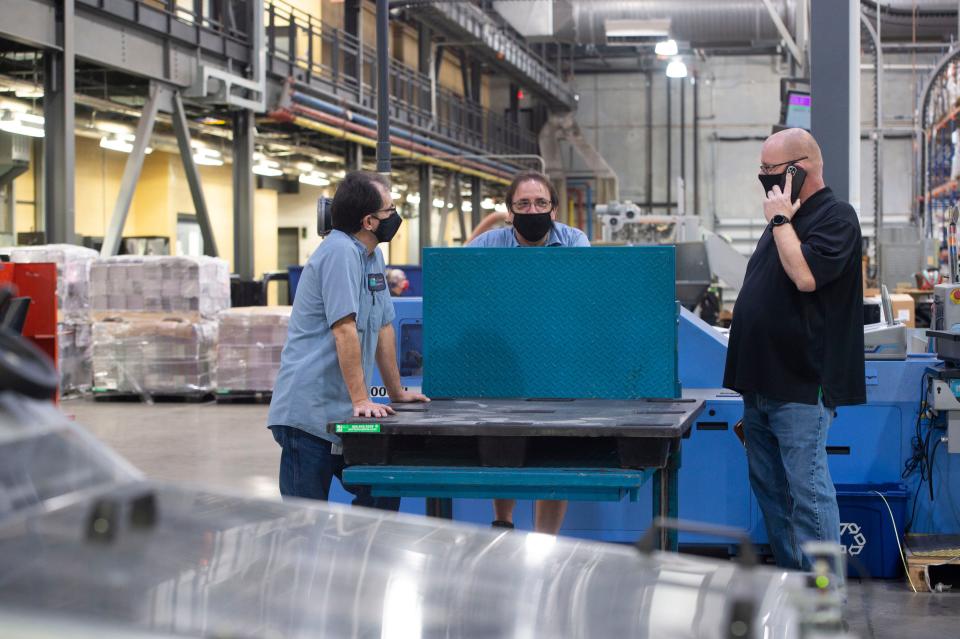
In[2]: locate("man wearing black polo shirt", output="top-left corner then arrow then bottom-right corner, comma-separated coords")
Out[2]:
724,128 -> 864,571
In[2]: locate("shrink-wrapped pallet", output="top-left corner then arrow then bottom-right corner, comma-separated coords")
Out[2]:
7,244 -> 98,319
216,306 -> 291,393
58,320 -> 93,395
92,314 -> 218,395
90,256 -> 230,318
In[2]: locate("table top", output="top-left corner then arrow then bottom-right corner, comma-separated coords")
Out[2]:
327,397 -> 704,439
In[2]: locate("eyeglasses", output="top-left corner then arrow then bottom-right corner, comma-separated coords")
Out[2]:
511,198 -> 554,213
759,157 -> 807,175
370,205 -> 397,218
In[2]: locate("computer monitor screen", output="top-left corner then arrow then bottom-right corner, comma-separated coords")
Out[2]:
784,91 -> 811,130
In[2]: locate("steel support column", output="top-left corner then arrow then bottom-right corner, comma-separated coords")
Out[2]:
419,164 -> 433,250
375,0 -> 391,173
345,143 -> 363,171
101,84 -> 164,257
172,92 -> 218,257
344,0 -> 360,80
811,0 -> 859,205
470,176 -> 482,229
42,0 -> 75,244
233,109 -> 255,279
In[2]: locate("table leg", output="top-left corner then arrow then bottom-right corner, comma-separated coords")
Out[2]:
426,497 -> 453,519
652,444 -> 681,551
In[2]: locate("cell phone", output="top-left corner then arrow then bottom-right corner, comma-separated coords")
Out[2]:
785,165 -> 806,203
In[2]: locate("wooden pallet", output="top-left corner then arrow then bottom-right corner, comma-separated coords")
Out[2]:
905,536 -> 960,592
91,390 -> 214,403
214,390 -> 273,404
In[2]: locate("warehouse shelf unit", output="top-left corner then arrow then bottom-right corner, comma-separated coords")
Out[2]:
920,47 -> 960,243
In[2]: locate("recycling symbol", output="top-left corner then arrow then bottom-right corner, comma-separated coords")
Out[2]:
840,522 -> 867,556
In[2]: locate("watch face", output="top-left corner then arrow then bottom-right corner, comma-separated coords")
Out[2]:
772,214 -> 789,226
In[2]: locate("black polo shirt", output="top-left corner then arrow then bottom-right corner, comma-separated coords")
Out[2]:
723,187 -> 865,408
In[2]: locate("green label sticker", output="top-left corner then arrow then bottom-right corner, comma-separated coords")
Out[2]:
335,423 -> 381,434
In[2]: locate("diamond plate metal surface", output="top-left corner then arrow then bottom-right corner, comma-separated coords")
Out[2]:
423,246 -> 678,399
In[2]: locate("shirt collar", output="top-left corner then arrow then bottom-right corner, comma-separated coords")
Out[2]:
336,229 -> 375,257
795,187 -> 833,218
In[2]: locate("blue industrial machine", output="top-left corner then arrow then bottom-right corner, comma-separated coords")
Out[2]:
350,296 -> 959,545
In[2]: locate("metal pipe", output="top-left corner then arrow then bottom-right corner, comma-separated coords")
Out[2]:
285,104 -> 512,179
646,71 -> 653,208
289,116 -> 510,185
693,74 -> 700,219
680,75 -> 686,213
290,91 -> 518,174
666,75 -> 672,207
376,0 -> 391,173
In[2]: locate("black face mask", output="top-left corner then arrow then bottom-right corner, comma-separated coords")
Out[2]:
512,212 -> 553,243
372,211 -> 403,243
758,165 -> 807,204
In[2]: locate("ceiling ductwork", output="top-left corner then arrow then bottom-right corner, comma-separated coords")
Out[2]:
860,1 -> 960,42
514,0 -> 794,49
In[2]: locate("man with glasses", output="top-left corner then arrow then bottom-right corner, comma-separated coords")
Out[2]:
724,128 -> 864,572
468,170 -> 589,248
268,171 -> 429,506
469,170 -> 589,534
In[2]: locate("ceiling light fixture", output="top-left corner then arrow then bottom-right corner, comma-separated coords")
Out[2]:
655,39 -> 678,57
252,157 -> 283,177
666,58 -> 688,79
299,171 -> 331,186
99,132 -> 153,154
192,147 -> 224,166
0,110 -> 44,137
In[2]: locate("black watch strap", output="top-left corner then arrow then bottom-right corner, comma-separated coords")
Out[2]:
771,214 -> 791,227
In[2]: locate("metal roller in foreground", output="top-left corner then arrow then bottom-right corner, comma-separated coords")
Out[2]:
0,393 -> 827,638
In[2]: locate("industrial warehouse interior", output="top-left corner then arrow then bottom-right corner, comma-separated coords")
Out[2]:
2,0 -> 960,637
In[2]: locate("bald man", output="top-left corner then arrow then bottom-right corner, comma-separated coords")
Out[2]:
724,128 -> 864,572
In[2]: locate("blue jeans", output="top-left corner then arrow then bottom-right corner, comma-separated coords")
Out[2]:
742,393 -> 840,571
271,425 -> 400,511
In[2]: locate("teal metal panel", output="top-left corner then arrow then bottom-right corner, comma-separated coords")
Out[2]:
343,466 -> 654,502
422,246 -> 678,399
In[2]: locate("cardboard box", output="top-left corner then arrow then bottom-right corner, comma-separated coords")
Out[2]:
889,293 -> 916,328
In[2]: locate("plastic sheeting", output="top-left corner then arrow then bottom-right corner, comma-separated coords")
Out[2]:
0,392 -> 805,639
90,256 -> 230,318
216,306 -> 290,393
92,314 -> 217,395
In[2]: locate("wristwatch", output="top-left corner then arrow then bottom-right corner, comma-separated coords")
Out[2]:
771,214 -> 791,227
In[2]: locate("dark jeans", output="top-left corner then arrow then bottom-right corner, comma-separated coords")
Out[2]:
271,425 -> 400,511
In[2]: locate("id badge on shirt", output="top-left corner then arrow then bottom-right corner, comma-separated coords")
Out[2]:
367,272 -> 386,292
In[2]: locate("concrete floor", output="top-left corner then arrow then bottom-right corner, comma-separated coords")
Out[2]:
64,397 -> 960,637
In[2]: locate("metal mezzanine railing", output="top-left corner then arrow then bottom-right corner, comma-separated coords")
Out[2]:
264,0 -> 538,156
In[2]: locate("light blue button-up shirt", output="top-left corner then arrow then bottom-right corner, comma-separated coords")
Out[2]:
268,230 -> 395,443
468,222 -> 590,248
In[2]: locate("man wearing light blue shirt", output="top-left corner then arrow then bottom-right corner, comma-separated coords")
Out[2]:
469,170 -> 590,534
268,171 -> 429,508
